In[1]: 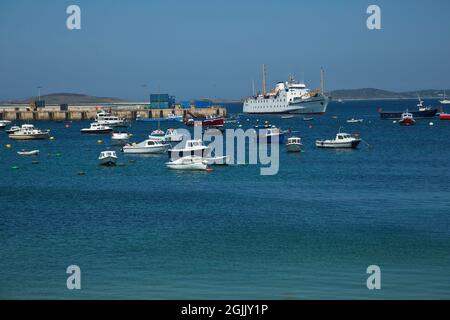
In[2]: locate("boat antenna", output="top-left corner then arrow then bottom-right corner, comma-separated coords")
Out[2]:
262,64 -> 267,96
252,79 -> 255,96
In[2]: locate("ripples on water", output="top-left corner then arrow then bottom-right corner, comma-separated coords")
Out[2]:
0,99 -> 449,299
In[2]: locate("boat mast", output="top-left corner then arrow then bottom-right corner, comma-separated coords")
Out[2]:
320,67 -> 325,95
262,64 -> 267,96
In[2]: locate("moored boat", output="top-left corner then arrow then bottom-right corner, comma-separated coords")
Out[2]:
111,132 -> 132,144
399,111 -> 416,126
439,113 -> 450,120
8,124 -> 50,140
378,98 -> 439,119
81,123 -> 113,134
316,131 -> 361,149
164,128 -> 184,142
166,155 -> 208,171
136,113 -> 183,122
98,150 -> 117,166
96,110 -> 128,127
122,139 -> 170,154
168,139 -> 209,160
347,118 -> 364,123
286,137 -> 303,152
256,126 -> 285,144
185,115 -> 224,127
148,129 -> 165,141
17,149 -> 40,156
0,120 -> 11,129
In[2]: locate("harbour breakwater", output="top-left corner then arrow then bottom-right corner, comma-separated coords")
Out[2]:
0,104 -> 227,121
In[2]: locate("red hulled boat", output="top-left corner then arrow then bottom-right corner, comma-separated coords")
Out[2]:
439,113 -> 450,120
399,111 -> 416,126
185,116 -> 224,127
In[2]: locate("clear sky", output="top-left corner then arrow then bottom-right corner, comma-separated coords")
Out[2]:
1,0 -> 449,101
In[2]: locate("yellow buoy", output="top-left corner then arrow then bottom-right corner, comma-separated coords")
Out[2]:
5,144 -> 11,149
97,140 -> 103,144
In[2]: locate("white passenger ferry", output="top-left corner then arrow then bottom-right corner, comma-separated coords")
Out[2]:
243,66 -> 330,114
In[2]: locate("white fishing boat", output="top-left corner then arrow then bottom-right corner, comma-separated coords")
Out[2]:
166,155 -> 208,171
95,110 -> 128,127
440,90 -> 450,105
148,129 -> 165,141
111,132 -> 132,144
0,120 -> 11,129
17,149 -> 40,156
347,118 -> 364,123
8,124 -> 50,140
286,137 -> 303,152
5,125 -> 21,134
164,128 -> 184,142
122,139 -> 170,154
98,150 -> 117,166
168,139 -> 209,160
204,155 -> 231,165
316,130 -> 361,149
81,122 -> 113,134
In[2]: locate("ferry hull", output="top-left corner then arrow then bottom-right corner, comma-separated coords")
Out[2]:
243,97 -> 329,115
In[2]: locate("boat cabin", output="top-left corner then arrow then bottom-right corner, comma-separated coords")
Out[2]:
336,133 -> 353,140
288,137 -> 302,144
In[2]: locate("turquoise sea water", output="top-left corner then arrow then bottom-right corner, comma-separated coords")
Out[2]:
0,99 -> 449,299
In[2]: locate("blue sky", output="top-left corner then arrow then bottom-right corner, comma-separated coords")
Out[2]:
1,0 -> 449,101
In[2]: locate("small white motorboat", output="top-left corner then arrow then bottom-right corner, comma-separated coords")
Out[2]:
0,120 -> 11,129
148,129 -> 165,141
204,155 -> 231,165
281,115 -> 294,119
111,132 -> 132,144
122,139 -> 170,154
98,150 -> 117,166
286,137 -> 303,152
166,156 -> 208,171
81,122 -> 113,134
5,125 -> 21,134
316,131 -> 361,149
347,118 -> 364,123
168,139 -> 209,160
17,149 -> 40,156
164,128 -> 184,142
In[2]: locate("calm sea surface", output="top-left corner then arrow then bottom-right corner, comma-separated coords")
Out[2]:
1,99 -> 449,299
